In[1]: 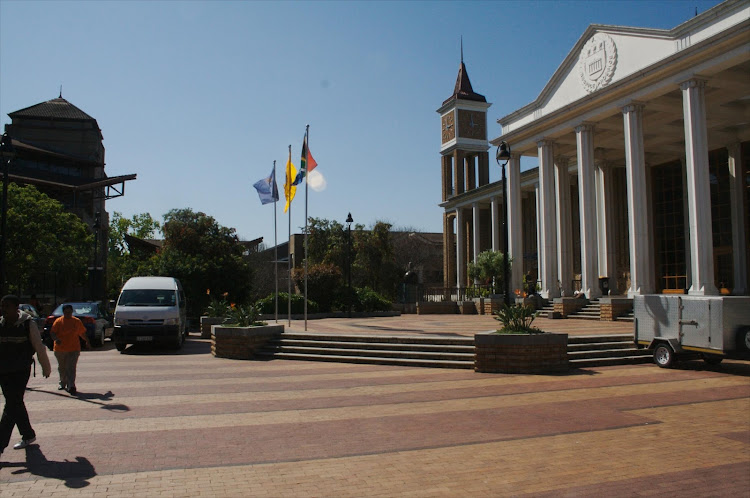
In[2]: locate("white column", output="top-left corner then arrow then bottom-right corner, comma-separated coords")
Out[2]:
623,103 -> 654,296
576,123 -> 601,298
728,143 -> 747,295
538,139 -> 559,298
595,160 -> 616,294
554,155 -> 573,296
508,153 -> 524,294
456,208 -> 465,289
535,183 -> 542,291
681,79 -> 718,296
472,202 -> 481,284
491,196 -> 500,252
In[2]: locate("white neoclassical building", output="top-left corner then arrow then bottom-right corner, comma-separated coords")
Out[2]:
439,0 -> 749,303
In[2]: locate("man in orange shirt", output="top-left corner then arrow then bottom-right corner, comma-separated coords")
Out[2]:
50,304 -> 90,395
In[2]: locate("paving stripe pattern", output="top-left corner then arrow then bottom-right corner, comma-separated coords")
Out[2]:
1,336 -> 748,497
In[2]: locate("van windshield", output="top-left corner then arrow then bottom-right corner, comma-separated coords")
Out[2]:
118,289 -> 177,307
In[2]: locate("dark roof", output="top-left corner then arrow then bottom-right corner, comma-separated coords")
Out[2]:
442,62 -> 486,106
9,97 -> 97,122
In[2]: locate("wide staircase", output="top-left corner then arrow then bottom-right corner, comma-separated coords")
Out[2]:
567,334 -> 652,367
255,332 -> 653,370
254,333 -> 477,369
568,299 -> 601,320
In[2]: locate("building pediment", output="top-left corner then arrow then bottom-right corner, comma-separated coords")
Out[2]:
499,0 -> 750,134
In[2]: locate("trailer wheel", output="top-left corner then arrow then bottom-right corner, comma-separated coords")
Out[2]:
653,344 -> 675,368
736,327 -> 750,352
701,353 -> 723,365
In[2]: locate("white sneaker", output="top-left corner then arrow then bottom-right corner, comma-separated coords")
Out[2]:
13,437 -> 36,450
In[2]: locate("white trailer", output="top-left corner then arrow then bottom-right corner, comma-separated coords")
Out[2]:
634,295 -> 750,368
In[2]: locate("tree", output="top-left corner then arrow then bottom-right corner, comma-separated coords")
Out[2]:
155,208 -> 253,316
4,184 -> 92,292
352,221 -> 400,299
106,212 -> 161,297
467,250 -> 512,294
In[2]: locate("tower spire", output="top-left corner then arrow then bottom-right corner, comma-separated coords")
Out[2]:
460,36 -> 464,64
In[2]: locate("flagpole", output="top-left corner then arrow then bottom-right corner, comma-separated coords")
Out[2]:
287,145 -> 292,328
303,125 -> 309,332
273,160 -> 278,324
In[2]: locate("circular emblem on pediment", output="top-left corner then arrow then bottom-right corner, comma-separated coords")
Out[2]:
578,33 -> 617,94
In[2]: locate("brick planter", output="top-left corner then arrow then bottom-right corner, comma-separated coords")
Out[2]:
474,331 -> 569,374
200,316 -> 225,339
599,297 -> 633,321
553,297 -> 588,318
211,324 -> 284,360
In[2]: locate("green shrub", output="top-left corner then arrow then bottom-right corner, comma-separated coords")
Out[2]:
356,287 -> 392,312
493,304 -> 543,334
292,263 -> 341,312
255,292 -> 319,315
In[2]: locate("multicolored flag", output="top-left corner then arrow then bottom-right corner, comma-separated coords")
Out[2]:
284,150 -> 297,213
252,166 -> 279,205
292,133 -> 318,185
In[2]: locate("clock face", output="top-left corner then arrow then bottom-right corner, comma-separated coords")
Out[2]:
457,110 -> 486,140
441,112 -> 455,143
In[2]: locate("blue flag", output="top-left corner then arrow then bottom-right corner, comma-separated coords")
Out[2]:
253,166 -> 279,205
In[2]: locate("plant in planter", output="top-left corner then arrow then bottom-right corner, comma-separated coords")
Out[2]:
493,304 -> 543,334
226,303 -> 265,327
211,303 -> 282,360
476,304 -> 568,374
200,295 -> 232,338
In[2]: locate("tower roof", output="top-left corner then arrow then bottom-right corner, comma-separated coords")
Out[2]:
9,97 -> 96,122
442,61 -> 486,106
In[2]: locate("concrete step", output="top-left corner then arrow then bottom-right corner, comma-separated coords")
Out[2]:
256,351 -> 475,369
276,339 -> 475,353
568,348 -> 651,360
567,341 -> 636,352
260,345 -> 474,362
570,354 -> 653,368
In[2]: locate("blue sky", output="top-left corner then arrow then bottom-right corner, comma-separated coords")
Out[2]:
0,0 -> 723,246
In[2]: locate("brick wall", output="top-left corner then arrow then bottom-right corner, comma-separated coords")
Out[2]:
474,332 -> 569,374
211,325 -> 284,360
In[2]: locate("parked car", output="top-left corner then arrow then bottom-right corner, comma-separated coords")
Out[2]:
44,302 -> 110,347
19,303 -> 46,330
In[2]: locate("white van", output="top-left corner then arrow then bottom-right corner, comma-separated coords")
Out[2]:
113,276 -> 187,352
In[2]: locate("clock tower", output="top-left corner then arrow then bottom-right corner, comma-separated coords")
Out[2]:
437,51 -> 491,289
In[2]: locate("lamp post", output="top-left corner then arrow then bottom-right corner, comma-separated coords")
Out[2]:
345,212 -> 353,317
495,141 -> 511,306
0,133 -> 14,296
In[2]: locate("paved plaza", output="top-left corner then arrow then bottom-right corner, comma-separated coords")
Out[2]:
0,315 -> 748,497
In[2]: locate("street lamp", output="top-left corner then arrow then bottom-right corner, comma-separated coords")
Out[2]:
495,141 -> 511,306
0,133 -> 14,295
346,212 -> 353,317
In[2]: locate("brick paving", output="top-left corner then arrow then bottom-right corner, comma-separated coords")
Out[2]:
0,315 -> 748,497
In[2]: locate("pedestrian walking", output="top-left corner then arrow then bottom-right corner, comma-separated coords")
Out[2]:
0,294 -> 51,456
50,304 -> 90,395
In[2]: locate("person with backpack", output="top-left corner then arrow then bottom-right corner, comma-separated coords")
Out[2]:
0,294 -> 51,456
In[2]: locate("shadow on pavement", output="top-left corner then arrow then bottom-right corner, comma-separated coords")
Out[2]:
3,445 -> 96,488
27,387 -> 130,412
118,338 -> 211,356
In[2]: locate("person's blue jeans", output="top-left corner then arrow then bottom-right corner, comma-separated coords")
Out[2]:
0,366 -> 34,451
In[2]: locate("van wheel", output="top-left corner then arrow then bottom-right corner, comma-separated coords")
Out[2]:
653,344 -> 675,368
172,331 -> 184,350
736,327 -> 750,352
